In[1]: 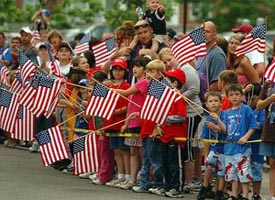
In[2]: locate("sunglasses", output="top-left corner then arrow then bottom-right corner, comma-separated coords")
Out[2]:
135,24 -> 150,30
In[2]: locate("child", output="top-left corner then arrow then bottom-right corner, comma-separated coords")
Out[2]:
113,55 -> 152,190
144,0 -> 166,41
155,68 -> 186,198
245,83 -> 265,200
216,83 -> 257,200
131,59 -> 166,193
94,57 -> 131,186
217,70 -> 238,110
198,91 -> 226,200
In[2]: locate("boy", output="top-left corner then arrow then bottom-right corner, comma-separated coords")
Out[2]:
154,68 -> 186,198
217,70 -> 238,110
245,83 -> 265,200
132,59 -> 166,194
198,91 -> 226,200
216,83 -> 257,200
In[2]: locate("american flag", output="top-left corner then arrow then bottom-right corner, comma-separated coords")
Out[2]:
235,24 -> 266,57
31,30 -> 41,47
0,89 -> 20,133
10,73 -> 23,93
19,50 -> 37,84
30,74 -> 63,117
44,96 -> 59,118
0,66 -> 10,84
140,78 -> 178,125
11,105 -> 34,141
85,82 -> 120,120
73,34 -> 90,55
264,60 -> 275,82
92,37 -> 116,67
46,42 -> 63,78
171,27 -> 206,66
37,126 -> 70,167
73,134 -> 99,175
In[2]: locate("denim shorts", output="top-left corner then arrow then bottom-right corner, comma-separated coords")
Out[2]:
205,150 -> 225,177
224,149 -> 253,183
251,161 -> 263,181
259,142 -> 275,158
109,130 -> 130,151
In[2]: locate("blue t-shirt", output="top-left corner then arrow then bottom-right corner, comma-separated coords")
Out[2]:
2,48 -> 12,66
223,104 -> 257,155
201,111 -> 226,154
250,109 -> 265,163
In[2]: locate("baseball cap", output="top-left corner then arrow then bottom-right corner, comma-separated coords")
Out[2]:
37,42 -> 47,50
78,79 -> 90,86
232,24 -> 253,34
134,20 -> 150,30
111,57 -> 127,70
167,28 -> 177,39
163,69 -> 186,85
57,42 -> 73,54
20,26 -> 32,35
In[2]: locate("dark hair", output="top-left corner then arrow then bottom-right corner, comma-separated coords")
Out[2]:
110,67 -> 128,80
74,32 -> 85,42
245,83 -> 261,97
83,50 -> 96,68
216,35 -> 228,55
67,68 -> 87,84
225,83 -> 243,96
0,32 -> 5,39
205,91 -> 222,102
219,70 -> 238,84
11,36 -> 21,43
168,77 -> 182,89
93,71 -> 108,83
133,55 -> 152,69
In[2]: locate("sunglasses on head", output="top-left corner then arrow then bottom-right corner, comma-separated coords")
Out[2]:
135,23 -> 150,30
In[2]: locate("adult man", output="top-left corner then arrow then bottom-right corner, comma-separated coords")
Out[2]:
20,26 -> 37,58
2,37 -> 21,68
232,24 -> 265,78
195,21 -> 227,91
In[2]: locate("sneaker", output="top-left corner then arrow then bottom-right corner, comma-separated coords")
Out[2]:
105,178 -> 122,187
62,166 -> 74,174
89,173 -> 97,181
197,186 -> 215,200
183,185 -> 192,194
132,185 -> 149,193
252,195 -> 261,200
120,181 -> 135,190
92,178 -> 104,185
214,191 -> 227,200
149,187 -> 166,196
79,172 -> 91,179
192,179 -> 202,192
113,179 -> 127,188
165,188 -> 184,198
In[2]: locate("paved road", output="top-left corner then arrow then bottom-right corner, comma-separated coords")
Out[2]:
0,145 -> 271,200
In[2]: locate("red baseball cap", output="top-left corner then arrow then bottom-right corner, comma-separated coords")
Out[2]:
111,57 -> 127,70
232,24 -> 253,34
163,69 -> 186,85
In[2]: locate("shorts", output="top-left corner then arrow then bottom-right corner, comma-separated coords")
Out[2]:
109,130 -> 130,151
183,115 -> 201,162
259,142 -> 275,158
224,149 -> 253,183
124,127 -> 142,147
205,150 -> 225,177
251,161 -> 263,181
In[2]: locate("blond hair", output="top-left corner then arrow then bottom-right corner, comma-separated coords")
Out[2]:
146,59 -> 165,71
158,47 -> 172,59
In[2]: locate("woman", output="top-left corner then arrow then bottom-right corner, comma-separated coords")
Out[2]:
227,34 -> 260,87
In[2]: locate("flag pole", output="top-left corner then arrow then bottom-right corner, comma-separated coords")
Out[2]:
147,73 -> 210,115
58,111 -> 85,127
67,117 -> 131,143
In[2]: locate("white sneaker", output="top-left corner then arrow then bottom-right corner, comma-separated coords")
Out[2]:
105,178 -> 123,187
89,174 -> 97,181
120,181 -> 135,190
79,172 -> 91,179
92,178 -> 104,185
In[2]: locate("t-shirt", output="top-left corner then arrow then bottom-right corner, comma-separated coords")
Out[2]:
221,95 -> 232,110
250,109 -> 265,163
127,78 -> 149,128
102,81 -> 130,130
201,111 -> 227,154
145,9 -> 166,35
223,104 -> 257,155
245,50 -> 264,66
195,45 -> 226,86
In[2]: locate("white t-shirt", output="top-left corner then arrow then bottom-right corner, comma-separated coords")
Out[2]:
245,50 -> 264,66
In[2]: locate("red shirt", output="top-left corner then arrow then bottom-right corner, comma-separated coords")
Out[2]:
221,95 -> 232,110
102,81 -> 130,130
160,97 -> 187,145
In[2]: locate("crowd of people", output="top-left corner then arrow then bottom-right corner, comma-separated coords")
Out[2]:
0,0 -> 275,200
